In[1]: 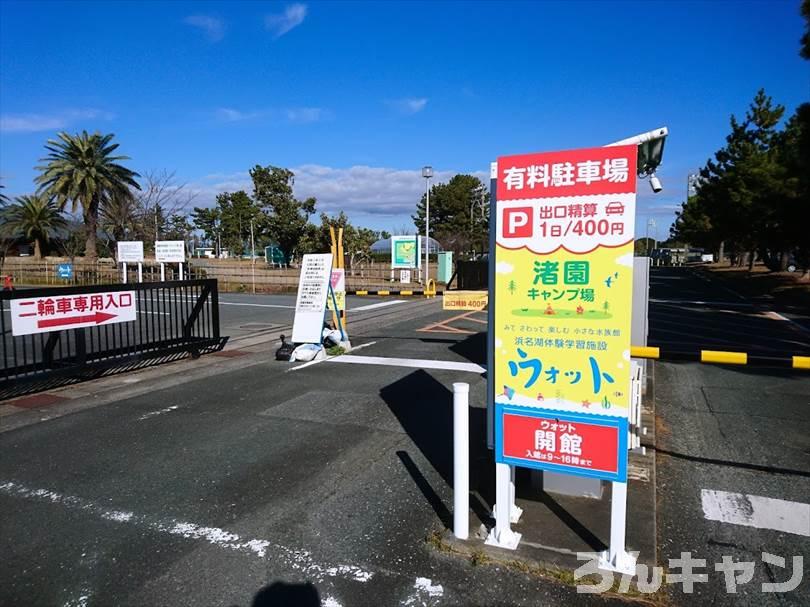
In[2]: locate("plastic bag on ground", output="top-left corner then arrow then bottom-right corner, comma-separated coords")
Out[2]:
290,343 -> 325,362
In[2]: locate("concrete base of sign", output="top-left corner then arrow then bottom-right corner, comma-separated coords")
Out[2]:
598,548 -> 637,576
484,527 -> 522,550
339,340 -> 352,351
490,503 -> 523,524
542,471 -> 604,499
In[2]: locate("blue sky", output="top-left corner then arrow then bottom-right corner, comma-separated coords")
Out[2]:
1,0 -> 807,239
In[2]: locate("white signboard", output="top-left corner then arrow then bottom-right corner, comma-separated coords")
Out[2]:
400,269 -> 411,283
10,290 -> 137,336
117,241 -> 144,263
155,240 -> 186,263
292,253 -> 333,343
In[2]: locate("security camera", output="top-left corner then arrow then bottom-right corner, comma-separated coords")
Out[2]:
649,174 -> 663,193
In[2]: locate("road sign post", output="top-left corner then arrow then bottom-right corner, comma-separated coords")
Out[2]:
291,253 -> 333,344
155,240 -> 186,282
488,144 -> 638,555
118,241 -> 145,284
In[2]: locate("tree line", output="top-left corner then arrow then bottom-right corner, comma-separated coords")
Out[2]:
670,7 -> 809,276
189,166 -> 386,267
1,129 -> 493,269
0,134 -> 393,268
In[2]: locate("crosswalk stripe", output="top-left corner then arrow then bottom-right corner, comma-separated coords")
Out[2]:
701,489 -> 810,537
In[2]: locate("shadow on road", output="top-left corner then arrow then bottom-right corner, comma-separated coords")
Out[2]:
380,370 -> 492,527
238,581 -> 320,607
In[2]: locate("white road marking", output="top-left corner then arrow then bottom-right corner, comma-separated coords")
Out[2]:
330,355 -> 485,374
701,489 -> 810,537
287,341 -> 377,372
217,301 -> 295,309
176,296 -> 294,309
138,405 -> 179,420
650,298 -> 753,307
0,480 -> 376,583
351,300 -> 405,312
403,577 -> 444,605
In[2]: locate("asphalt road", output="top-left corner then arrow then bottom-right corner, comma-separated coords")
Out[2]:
0,298 -> 624,607
1,269 -> 808,606
650,267 -> 810,605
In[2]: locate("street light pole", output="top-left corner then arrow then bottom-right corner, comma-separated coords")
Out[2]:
422,166 -> 433,284
250,218 -> 256,294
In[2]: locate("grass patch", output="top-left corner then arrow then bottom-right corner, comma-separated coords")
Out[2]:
326,345 -> 346,356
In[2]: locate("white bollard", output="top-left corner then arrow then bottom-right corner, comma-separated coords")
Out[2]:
122,262 -> 127,284
160,263 -> 165,282
179,262 -> 184,281
453,382 -> 470,540
137,262 -> 143,283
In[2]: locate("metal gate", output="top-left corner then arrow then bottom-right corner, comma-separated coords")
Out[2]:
1,279 -> 225,400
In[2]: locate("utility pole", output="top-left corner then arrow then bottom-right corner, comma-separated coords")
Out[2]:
250,218 -> 256,294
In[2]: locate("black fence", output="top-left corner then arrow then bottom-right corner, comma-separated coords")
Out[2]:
455,260 -> 489,290
1,279 -> 225,400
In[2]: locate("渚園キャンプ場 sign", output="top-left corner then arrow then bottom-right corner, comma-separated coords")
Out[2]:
492,144 -> 637,482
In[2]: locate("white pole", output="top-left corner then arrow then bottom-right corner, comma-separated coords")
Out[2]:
179,262 -> 183,281
122,262 -> 127,284
485,463 -> 521,550
453,382 -> 470,540
598,480 -> 637,574
610,481 -> 626,563
160,262 -> 165,282
137,262 -> 143,283
424,178 -> 430,285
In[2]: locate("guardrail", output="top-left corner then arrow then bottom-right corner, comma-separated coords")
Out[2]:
630,346 -> 810,370
1,279 -> 225,399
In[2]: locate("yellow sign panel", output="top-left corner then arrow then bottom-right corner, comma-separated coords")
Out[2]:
443,291 -> 488,311
492,145 -> 638,475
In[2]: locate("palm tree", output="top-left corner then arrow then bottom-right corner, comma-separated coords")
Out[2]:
35,131 -> 140,260
3,195 -> 67,259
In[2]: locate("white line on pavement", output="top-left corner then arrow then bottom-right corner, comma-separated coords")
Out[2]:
701,489 -> 810,537
350,300 -> 405,312
0,480 -> 376,583
138,405 -> 180,420
650,298 -> 754,307
329,355 -> 485,374
287,341 -> 377,372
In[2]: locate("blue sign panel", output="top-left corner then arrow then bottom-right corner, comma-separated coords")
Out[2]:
494,403 -> 628,482
56,263 -> 73,280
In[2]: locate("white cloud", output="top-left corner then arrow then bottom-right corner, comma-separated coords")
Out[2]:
214,107 -> 325,124
614,252 -> 634,267
183,15 -> 225,42
495,261 -> 514,274
387,97 -> 428,115
215,108 -> 262,122
190,164 -> 488,218
0,109 -> 114,133
285,107 -> 323,123
265,3 -> 308,38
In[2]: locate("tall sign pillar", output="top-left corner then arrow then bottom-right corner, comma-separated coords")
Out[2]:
487,144 -> 638,571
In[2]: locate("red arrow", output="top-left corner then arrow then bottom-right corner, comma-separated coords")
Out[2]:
37,311 -> 117,329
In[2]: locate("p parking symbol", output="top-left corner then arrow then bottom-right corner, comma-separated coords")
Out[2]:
503,207 -> 533,238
